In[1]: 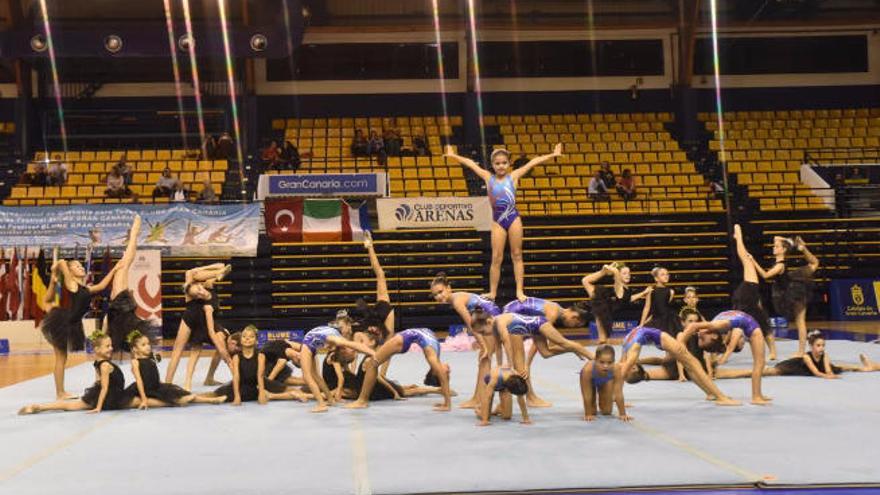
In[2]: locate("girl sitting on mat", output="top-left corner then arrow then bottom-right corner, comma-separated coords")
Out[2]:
476,367 -> 530,426
205,326 -> 309,406
346,327 -> 451,411
619,325 -> 740,406
20,331 -> 140,415
580,344 -> 630,422
300,316 -> 377,413
126,331 -> 225,407
678,309 -> 770,405
769,330 -> 880,378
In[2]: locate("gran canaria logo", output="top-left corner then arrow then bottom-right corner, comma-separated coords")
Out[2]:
851,284 -> 864,306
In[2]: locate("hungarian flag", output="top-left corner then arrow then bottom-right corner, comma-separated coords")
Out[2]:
30,249 -> 51,325
265,198 -> 369,243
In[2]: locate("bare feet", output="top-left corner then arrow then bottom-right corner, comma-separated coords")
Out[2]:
733,223 -> 742,240
859,353 -> 873,370
183,381 -> 193,393
203,379 -> 222,386
211,396 -> 227,404
527,396 -> 552,408
516,291 -> 528,302
18,405 -> 37,415
433,403 -> 451,411
57,392 -> 78,401
311,404 -> 329,413
481,292 -> 496,301
345,401 -> 369,409
751,396 -> 772,406
363,231 -> 373,249
180,395 -> 196,405
458,398 -> 478,409
715,397 -> 742,406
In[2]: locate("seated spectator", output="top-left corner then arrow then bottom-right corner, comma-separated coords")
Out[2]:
46,161 -> 68,186
512,153 -> 529,169
413,134 -> 430,157
704,178 -> 724,199
616,168 -> 637,201
116,160 -> 133,186
153,168 -> 183,198
31,162 -> 48,187
201,135 -> 217,160
351,129 -> 369,157
599,162 -> 616,189
216,132 -> 235,160
383,128 -> 402,156
846,167 -> 868,185
105,166 -> 132,198
261,140 -> 281,170
588,171 -> 610,201
279,140 -> 301,170
369,130 -> 387,165
196,178 -> 218,204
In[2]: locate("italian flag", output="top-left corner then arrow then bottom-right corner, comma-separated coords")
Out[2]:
295,199 -> 368,242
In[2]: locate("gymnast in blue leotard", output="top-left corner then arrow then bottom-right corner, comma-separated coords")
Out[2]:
503,296 -> 590,328
680,308 -> 770,405
431,272 -> 504,408
346,327 -> 452,411
445,143 -> 564,302
477,367 -> 530,425
579,345 -> 630,422
299,316 -> 377,413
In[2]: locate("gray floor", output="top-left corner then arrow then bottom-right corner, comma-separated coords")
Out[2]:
1,339 -> 879,495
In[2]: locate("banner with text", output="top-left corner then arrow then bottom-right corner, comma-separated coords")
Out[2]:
258,173 -> 387,199
376,197 -> 493,231
128,249 -> 163,327
829,278 -> 880,320
0,203 -> 260,257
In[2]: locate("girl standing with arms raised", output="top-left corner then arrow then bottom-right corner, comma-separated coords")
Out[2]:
444,143 -> 563,302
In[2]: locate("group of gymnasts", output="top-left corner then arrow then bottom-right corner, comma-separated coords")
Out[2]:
17,145 -> 880,421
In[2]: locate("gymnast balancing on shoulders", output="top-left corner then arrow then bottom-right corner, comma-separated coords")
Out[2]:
444,143 -> 564,302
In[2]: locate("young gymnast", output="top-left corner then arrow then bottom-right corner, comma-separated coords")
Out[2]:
754,235 -> 819,356
19,331 -> 137,414
208,326 -> 308,405
300,317 -> 377,412
731,224 -> 777,360
680,286 -> 705,322
125,331 -> 225,407
164,264 -> 232,390
502,296 -> 590,328
260,338 -> 305,385
582,263 -> 650,343
430,272 -> 502,408
678,309 -> 770,405
352,232 -> 395,345
346,327 -> 451,411
325,346 -> 443,402
619,325 -> 740,406
641,266 -> 681,336
104,214 -> 152,353
476,367 -> 530,426
444,143 -> 564,302
770,330 -> 880,378
41,253 -> 119,399
579,345 -> 630,422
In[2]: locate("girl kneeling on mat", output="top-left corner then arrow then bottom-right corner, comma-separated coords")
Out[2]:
580,345 -> 630,422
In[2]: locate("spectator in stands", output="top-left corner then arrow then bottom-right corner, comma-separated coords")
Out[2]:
116,160 -> 133,186
201,135 -> 217,160
196,178 -> 218,204
616,168 -> 637,201
279,140 -> 301,170
383,128 -> 402,156
599,162 -> 616,189
46,161 -> 68,186
588,170 -> 610,201
351,129 -> 369,157
31,162 -> 48,187
153,167 -> 182,199
704,177 -> 724,199
216,132 -> 235,160
413,133 -> 431,157
261,140 -> 282,170
513,153 -> 530,169
369,130 -> 387,165
105,166 -> 131,199
846,167 -> 867,184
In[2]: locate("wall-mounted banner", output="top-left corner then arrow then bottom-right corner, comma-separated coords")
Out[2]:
258,173 -> 387,199
0,203 -> 260,257
829,278 -> 880,321
264,198 -> 369,243
376,197 -> 492,231
128,249 -> 163,326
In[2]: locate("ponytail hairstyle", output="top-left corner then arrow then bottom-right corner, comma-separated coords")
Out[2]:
88,330 -> 110,346
126,330 -> 148,348
625,364 -> 649,384
430,271 -> 449,289
503,375 -> 529,396
594,344 -> 616,362
330,309 -> 353,330
679,307 -> 703,322
650,266 -> 666,279
490,148 -> 511,163
807,329 -> 824,345
684,286 -> 698,297
781,237 -> 797,255
610,261 -> 627,271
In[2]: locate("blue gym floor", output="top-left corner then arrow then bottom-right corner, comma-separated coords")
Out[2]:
1,339 -> 879,495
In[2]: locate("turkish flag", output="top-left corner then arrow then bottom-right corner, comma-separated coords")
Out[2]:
264,198 -> 303,242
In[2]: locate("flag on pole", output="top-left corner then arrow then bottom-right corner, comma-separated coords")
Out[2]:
264,198 -> 369,243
